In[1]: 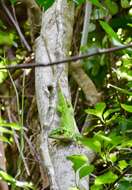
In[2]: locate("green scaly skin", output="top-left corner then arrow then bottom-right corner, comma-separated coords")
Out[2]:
49,89 -> 81,143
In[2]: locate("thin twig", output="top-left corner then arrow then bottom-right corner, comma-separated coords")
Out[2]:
23,133 -> 41,163
6,107 -> 30,176
0,43 -> 131,70
1,0 -> 31,52
80,1 -> 92,50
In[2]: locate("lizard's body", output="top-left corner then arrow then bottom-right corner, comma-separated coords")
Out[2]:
49,88 -> 81,143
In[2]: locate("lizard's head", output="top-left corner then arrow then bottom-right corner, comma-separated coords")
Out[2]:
49,128 -> 67,138
48,128 -> 73,143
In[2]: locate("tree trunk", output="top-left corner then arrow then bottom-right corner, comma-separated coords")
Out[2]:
35,1 -> 94,189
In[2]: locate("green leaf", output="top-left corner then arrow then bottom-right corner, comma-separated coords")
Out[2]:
117,180 -> 132,190
104,0 -> 118,15
95,171 -> 118,185
0,170 -> 16,184
121,140 -> 132,147
91,184 -> 103,190
118,160 -> 128,170
35,0 -> 55,10
94,131 -> 112,143
0,31 -> 14,45
0,170 -> 35,189
108,133 -> 123,148
0,71 -> 7,84
109,153 -> 117,163
99,21 -> 120,42
89,0 -> 104,9
121,104 -> 132,113
80,137 -> 101,153
85,102 -> 106,122
0,60 -> 8,84
0,121 -> 21,130
0,127 -> 13,134
9,0 -> 17,4
79,164 -> 94,179
67,154 -> 88,172
106,113 -> 119,125
103,108 -> 120,120
0,136 -> 11,144
121,0 -> 130,8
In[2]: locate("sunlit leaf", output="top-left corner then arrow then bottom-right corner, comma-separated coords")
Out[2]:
121,104 -> 132,113
89,0 -> 104,9
106,113 -> 119,125
121,0 -> 130,8
80,137 -> 101,153
79,164 -> 94,179
109,153 -> 117,163
95,171 -> 118,185
115,68 -> 132,81
0,170 -> 16,184
0,136 -> 11,144
0,59 -> 8,84
35,0 -> 55,9
103,108 -> 120,120
85,102 -> 106,122
118,160 -> 128,170
104,0 -> 118,15
99,21 -> 121,42
121,140 -> 132,147
0,121 -> 21,130
0,70 -> 7,84
0,31 -> 14,45
91,184 -> 103,190
67,154 -> 88,172
109,133 -> 123,147
0,170 -> 35,189
0,127 -> 13,134
94,131 -> 112,143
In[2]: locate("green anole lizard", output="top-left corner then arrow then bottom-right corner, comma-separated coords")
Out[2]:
49,88 -> 81,143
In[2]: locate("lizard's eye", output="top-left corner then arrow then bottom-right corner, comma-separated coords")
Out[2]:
60,129 -> 65,134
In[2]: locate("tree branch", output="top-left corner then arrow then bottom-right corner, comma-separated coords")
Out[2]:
70,2 -> 100,105
0,43 -> 132,70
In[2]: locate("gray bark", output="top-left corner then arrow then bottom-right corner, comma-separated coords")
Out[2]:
35,1 -> 95,189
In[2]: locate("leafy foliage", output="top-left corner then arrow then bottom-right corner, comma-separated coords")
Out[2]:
9,0 -> 17,5
0,0 -> 132,189
95,171 -> 118,185
0,169 -> 35,189
67,1 -> 132,189
35,0 -> 55,9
